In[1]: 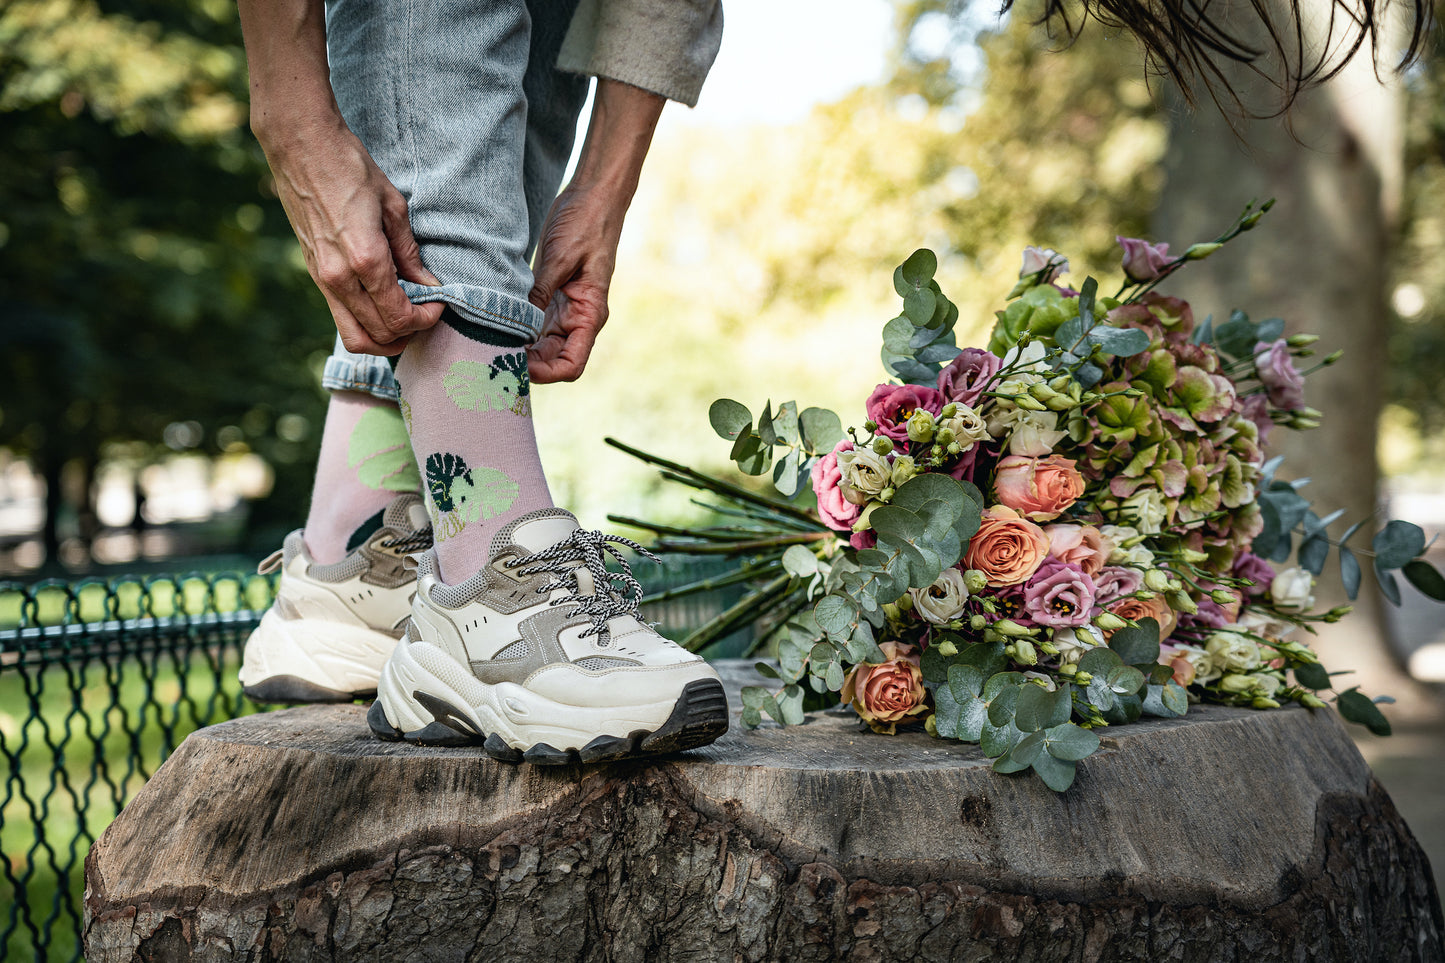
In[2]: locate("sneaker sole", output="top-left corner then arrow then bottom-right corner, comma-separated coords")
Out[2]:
243,676 -> 374,705
239,607 -> 397,705
367,678 -> 730,765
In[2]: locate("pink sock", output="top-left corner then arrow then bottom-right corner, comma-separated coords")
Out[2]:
303,391 -> 420,563
394,321 -> 553,583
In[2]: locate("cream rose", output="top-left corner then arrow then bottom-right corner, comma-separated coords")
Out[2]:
909,568 -> 970,624
1122,490 -> 1168,535
1269,566 -> 1315,611
1099,524 -> 1155,567
987,407 -> 1068,456
837,447 -> 892,505
940,404 -> 991,450
1205,630 -> 1262,673
1052,625 -> 1105,665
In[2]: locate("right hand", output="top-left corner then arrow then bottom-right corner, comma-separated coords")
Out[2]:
261,118 -> 444,355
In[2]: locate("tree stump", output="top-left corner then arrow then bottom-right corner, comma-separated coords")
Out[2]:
85,662 -> 1443,962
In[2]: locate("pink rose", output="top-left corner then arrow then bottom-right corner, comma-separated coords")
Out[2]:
841,642 -> 927,734
1253,340 -> 1306,411
1093,565 -> 1144,605
1022,558 -> 1097,627
811,441 -> 861,533
993,454 -> 1085,522
937,348 -> 1004,408
1043,524 -> 1109,577
865,383 -> 945,444
1117,236 -> 1172,282
962,506 -> 1051,587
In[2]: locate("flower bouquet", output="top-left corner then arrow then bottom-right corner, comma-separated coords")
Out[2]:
607,202 -> 1445,791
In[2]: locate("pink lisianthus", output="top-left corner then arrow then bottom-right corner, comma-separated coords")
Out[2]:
937,348 -> 1004,408
1022,558 -> 1097,628
1043,524 -> 1109,577
865,383 -> 945,443
840,642 -> 928,734
1019,246 -> 1068,282
1253,340 -> 1306,411
1093,565 -> 1145,605
850,530 -> 877,551
1232,551 -> 1276,598
993,454 -> 1085,522
811,440 -> 861,533
1117,236 -> 1172,282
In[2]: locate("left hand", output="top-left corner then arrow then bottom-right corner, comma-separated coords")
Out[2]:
526,185 -> 623,384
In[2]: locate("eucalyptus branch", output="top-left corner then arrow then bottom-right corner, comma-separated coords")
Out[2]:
680,574 -> 796,651
653,532 -> 830,555
639,558 -> 786,605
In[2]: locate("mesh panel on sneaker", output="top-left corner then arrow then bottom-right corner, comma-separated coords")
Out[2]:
382,493 -> 426,532
419,552 -> 496,609
307,551 -> 371,584
492,639 -> 532,660
573,657 -> 641,671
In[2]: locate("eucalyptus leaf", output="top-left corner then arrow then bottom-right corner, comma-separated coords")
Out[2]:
1106,664 -> 1147,696
772,400 -> 800,446
987,683 -> 1022,726
753,661 -> 781,680
1372,520 -> 1426,570
904,286 -> 938,325
1030,751 -> 1078,792
1142,683 -> 1186,718
781,545 -> 818,578
996,730 -> 1044,771
1403,560 -> 1445,601
757,400 -> 777,446
1086,325 -> 1152,357
1077,646 -> 1124,677
899,248 -> 938,286
1014,683 -> 1061,733
1108,618 -> 1160,666
1042,722 -> 1100,761
708,398 -> 751,441
1102,692 -> 1143,725
799,407 -> 844,454
1376,563 -> 1402,606
1074,362 -> 1104,388
980,718 -> 1023,757
1340,547 -> 1362,601
983,671 -> 1026,700
824,660 -> 845,692
772,448 -> 802,497
947,663 -> 986,701
775,685 -> 807,726
1294,661 -> 1331,690
814,595 -> 856,637
1298,532 -> 1330,576
1256,317 -> 1285,342
1337,688 -> 1391,736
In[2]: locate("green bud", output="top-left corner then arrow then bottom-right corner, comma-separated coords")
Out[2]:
1184,242 -> 1223,260
1049,375 -> 1072,393
1012,640 -> 1039,666
935,427 -> 956,447
1058,662 -> 1078,677
1286,334 -> 1319,348
935,638 -> 958,657
940,403 -> 959,419
1181,548 -> 1210,565
969,614 -> 987,631
1045,394 -> 1076,412
1038,639 -> 1059,656
906,409 -> 937,443
871,436 -> 894,456
1220,673 -> 1256,694
924,713 -> 938,737
1168,591 -> 1199,615
1210,589 -> 1237,605
1300,692 -> 1327,709
1321,349 -> 1344,366
1144,570 -> 1172,593
1028,382 -> 1057,401
896,593 -> 914,612
1015,395 -> 1048,412
1252,697 -> 1281,710
1074,670 -> 1093,685
1135,590 -> 1157,600
1240,211 -> 1263,229
1094,611 -> 1128,632
930,444 -> 944,459
862,420 -> 877,432
946,442 -> 962,455
890,455 -> 918,486
881,603 -> 901,621
878,486 -> 895,502
963,569 -> 988,594
993,619 -> 1034,638
852,502 -> 879,532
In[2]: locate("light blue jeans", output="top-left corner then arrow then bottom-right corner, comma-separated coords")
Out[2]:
320,0 -> 587,402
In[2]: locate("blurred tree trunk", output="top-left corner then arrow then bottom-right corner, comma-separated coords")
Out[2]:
1153,2 -> 1438,717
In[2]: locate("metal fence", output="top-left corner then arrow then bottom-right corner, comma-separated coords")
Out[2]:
0,558 -> 745,963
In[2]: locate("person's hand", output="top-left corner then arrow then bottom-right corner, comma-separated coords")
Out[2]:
526,185 -> 622,384
261,118 -> 444,355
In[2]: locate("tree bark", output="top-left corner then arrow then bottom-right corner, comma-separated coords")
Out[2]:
85,664 -> 1442,962
1151,0 -> 1436,715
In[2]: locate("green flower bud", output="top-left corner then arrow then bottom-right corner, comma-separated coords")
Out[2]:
1240,211 -> 1263,229
1321,349 -> 1344,366
878,486 -> 895,502
924,713 -> 938,737
940,403 -> 959,419
1012,640 -> 1039,666
890,455 -> 918,486
993,619 -> 1035,638
1168,591 -> 1199,615
970,614 -> 987,631
1300,693 -> 1327,709
935,427 -> 956,447
1144,570 -> 1172,593
1252,697 -> 1282,709
963,569 -> 988,594
1074,670 -> 1093,685
863,420 -> 877,432
871,436 -> 894,456
1038,639 -> 1059,656
1286,334 -> 1319,348
1015,395 -> 1048,412
881,603 -> 901,621
906,409 -> 937,442
1058,662 -> 1078,677
946,442 -> 962,455
930,444 -> 944,459
1094,611 -> 1128,632
1220,673 -> 1256,694
896,593 -> 914,612
935,638 -> 958,657
1210,589 -> 1237,605
1181,548 -> 1210,565
1184,242 -> 1223,260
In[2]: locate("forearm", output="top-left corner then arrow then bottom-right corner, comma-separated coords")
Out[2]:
567,79 -> 666,231
237,0 -> 344,150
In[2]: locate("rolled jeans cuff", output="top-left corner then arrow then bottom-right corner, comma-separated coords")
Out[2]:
321,337 -> 400,401
399,279 -> 544,343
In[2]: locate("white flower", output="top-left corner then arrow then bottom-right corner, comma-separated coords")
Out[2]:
986,407 -> 1068,456
1099,524 -> 1155,567
1235,608 -> 1295,640
1250,672 -> 1284,698
1052,625 -> 1104,665
1168,643 -> 1219,683
1121,490 -> 1168,535
1020,246 -> 1068,282
1001,340 -> 1048,372
1269,566 -> 1315,611
1022,671 -> 1058,691
837,447 -> 892,505
940,404 -> 991,449
909,568 -> 970,624
1205,630 -> 1262,673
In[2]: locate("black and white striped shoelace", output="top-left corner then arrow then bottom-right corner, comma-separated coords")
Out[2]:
509,530 -> 659,644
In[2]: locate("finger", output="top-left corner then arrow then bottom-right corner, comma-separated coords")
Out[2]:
381,190 -> 442,286
342,238 -> 440,342
319,285 -> 408,357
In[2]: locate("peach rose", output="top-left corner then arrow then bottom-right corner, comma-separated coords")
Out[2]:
1107,593 -> 1179,642
841,642 -> 927,734
1043,524 -> 1109,577
993,454 -> 1085,522
963,506 -> 1051,587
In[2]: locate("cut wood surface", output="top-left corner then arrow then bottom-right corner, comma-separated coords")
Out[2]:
85,662 -> 1443,962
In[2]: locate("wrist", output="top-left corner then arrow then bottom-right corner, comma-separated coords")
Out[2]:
250,95 -> 348,156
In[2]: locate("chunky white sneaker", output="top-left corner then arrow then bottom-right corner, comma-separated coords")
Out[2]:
240,494 -> 432,704
367,508 -> 729,764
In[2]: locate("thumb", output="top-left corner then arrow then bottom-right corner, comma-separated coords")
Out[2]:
381,192 -> 441,287
529,248 -> 567,311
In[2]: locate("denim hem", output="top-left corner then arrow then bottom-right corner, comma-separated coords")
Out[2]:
322,355 -> 400,402
399,280 -> 544,343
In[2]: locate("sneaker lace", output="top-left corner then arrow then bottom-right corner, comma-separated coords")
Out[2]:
379,527 -> 434,554
511,530 -> 659,643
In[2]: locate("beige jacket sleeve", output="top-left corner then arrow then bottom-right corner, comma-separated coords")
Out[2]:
557,0 -> 723,108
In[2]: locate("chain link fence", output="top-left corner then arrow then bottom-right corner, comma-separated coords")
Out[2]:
0,558 -> 746,962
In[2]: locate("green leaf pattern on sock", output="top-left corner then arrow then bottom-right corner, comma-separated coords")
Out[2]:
443,353 -> 531,416
424,452 -> 519,541
347,407 -> 420,492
